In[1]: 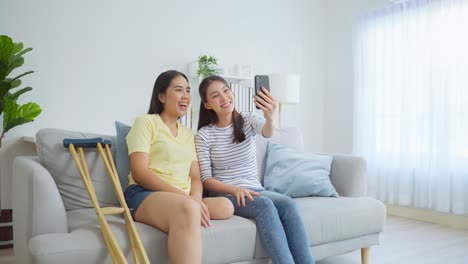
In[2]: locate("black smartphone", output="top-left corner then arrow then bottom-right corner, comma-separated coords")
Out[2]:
254,75 -> 270,109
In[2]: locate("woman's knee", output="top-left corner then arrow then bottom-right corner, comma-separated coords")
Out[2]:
276,196 -> 300,216
256,197 -> 277,215
281,196 -> 297,209
180,199 -> 201,217
204,197 -> 234,220
216,197 -> 234,219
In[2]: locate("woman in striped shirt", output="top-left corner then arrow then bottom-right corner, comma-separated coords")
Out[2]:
196,76 -> 314,264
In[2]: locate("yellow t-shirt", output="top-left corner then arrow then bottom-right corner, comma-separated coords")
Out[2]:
126,114 -> 197,194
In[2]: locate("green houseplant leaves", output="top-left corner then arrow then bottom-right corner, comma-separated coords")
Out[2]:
0,35 -> 42,147
197,54 -> 220,78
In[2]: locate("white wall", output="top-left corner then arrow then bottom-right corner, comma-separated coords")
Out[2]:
323,0 -> 389,154
0,0 -> 325,208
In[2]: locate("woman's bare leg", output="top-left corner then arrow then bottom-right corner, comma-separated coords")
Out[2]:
203,197 -> 234,220
135,192 -> 202,264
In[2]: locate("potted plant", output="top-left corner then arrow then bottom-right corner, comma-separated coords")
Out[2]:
197,54 -> 220,79
0,35 -> 42,148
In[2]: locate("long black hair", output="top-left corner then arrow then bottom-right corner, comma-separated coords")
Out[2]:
197,75 -> 245,143
148,70 -> 189,114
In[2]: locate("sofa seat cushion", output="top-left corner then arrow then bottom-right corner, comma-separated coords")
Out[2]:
253,196 -> 386,258
29,209 -> 258,264
297,197 -> 386,245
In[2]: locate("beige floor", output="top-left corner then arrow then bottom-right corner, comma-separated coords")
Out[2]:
317,216 -> 468,264
1,216 -> 467,264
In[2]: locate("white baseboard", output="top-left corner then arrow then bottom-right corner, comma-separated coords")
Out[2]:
386,204 -> 468,230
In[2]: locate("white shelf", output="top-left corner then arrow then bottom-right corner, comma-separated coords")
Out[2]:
188,61 -> 252,84
221,75 -> 252,83
23,136 -> 36,143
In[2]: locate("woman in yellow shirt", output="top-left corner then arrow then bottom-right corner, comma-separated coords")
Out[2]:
124,70 -> 234,264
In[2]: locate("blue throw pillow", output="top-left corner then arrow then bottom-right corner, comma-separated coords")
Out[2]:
264,141 -> 339,198
115,121 -> 131,191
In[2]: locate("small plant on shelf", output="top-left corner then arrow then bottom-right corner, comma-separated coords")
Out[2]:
197,54 -> 220,78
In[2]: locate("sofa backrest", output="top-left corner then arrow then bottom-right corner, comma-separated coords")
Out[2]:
34,126 -> 305,210
255,127 -> 304,184
36,128 -> 119,210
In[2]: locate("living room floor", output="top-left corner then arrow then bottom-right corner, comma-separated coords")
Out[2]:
1,216 -> 467,264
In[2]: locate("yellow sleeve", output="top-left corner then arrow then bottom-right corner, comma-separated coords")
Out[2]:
126,115 -> 156,155
191,134 -> 198,161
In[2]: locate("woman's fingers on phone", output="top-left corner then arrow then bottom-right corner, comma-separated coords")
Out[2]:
255,95 -> 268,106
256,96 -> 275,112
259,88 -> 276,103
254,100 -> 266,111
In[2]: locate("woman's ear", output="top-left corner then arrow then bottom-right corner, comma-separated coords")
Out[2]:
158,93 -> 166,104
204,102 -> 213,110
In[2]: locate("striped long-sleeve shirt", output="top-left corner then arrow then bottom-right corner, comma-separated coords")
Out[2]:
195,112 -> 266,190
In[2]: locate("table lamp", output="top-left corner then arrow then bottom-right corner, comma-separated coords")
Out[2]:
268,74 -> 300,128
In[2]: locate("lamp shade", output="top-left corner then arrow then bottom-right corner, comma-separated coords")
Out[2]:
268,74 -> 300,104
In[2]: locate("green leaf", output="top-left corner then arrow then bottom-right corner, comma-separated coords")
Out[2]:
0,62 -> 8,80
3,97 -> 18,130
12,70 -> 34,81
15,47 -> 32,58
12,42 -> 24,55
7,56 -> 24,76
3,101 -> 42,132
9,79 -> 21,89
0,36 -> 14,62
0,81 -> 11,98
6,87 -> 32,100
0,99 -> 4,115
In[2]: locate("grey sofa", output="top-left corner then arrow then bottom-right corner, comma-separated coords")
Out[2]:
12,127 -> 385,264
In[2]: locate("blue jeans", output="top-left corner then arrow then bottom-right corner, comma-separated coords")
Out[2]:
223,190 -> 314,264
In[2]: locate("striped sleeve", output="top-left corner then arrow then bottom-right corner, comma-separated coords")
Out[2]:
195,129 -> 212,182
249,112 -> 266,135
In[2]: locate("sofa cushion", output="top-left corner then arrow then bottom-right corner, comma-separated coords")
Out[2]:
115,121 -> 131,190
264,141 -> 338,198
256,127 -> 304,184
28,209 -> 258,264
253,196 -> 386,258
35,128 -> 118,210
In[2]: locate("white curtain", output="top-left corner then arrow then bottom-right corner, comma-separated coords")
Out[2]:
353,0 -> 468,215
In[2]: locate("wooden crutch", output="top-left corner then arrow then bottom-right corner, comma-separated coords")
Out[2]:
64,138 -> 150,264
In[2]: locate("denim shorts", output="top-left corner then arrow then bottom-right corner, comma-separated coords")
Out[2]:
124,185 -> 154,219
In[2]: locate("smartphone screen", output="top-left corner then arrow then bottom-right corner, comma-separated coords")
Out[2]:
254,75 -> 270,109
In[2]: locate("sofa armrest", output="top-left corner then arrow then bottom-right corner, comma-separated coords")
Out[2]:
13,157 -> 68,264
329,154 -> 367,197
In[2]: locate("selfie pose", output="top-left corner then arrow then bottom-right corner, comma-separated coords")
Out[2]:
124,70 -> 234,264
195,75 -> 314,264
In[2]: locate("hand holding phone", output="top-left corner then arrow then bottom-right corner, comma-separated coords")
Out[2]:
254,75 -> 270,109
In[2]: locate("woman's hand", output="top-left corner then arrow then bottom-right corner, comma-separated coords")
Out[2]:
231,186 -> 260,207
255,87 -> 277,122
190,196 -> 211,227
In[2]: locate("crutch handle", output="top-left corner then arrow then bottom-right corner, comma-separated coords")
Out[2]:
63,138 -> 112,148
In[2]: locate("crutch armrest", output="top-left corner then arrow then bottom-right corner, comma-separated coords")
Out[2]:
63,138 -> 112,148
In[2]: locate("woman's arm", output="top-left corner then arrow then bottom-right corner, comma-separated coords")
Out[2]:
129,152 -> 187,196
189,161 -> 204,200
189,160 -> 211,226
254,87 -> 277,138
